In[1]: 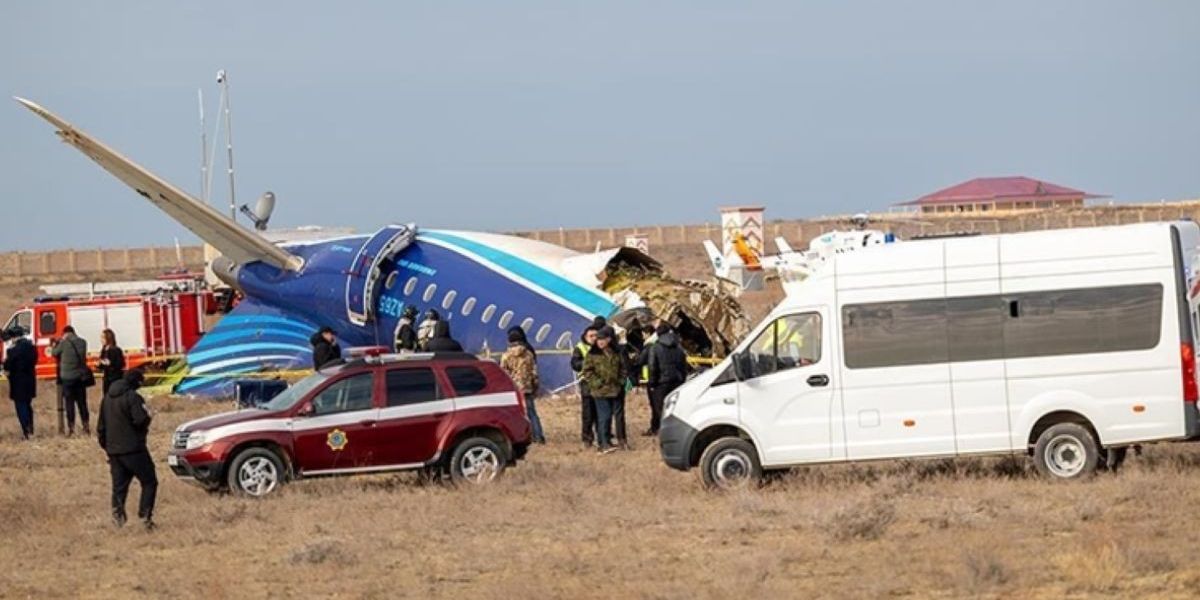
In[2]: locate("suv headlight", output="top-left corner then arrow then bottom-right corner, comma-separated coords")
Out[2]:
663,390 -> 681,416
185,431 -> 209,450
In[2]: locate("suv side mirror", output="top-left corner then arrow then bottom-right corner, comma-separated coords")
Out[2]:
731,351 -> 750,381
296,402 -> 315,418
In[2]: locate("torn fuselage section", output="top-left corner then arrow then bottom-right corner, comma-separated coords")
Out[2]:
598,249 -> 748,358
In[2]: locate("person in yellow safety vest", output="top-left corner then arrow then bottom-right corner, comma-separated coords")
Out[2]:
570,326 -> 600,447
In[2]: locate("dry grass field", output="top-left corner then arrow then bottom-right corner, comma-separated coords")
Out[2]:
3,388 -> 1200,599
4,253 -> 1200,598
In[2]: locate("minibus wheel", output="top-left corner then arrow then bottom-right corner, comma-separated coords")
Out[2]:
1032,423 -> 1099,480
699,437 -> 762,490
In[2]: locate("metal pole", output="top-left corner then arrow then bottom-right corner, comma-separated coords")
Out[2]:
198,88 -> 209,203
219,70 -> 237,219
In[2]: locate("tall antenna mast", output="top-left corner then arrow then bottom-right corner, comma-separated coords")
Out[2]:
217,69 -> 237,219
198,88 -> 209,202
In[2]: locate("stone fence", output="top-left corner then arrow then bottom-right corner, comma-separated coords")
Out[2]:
3,201 -> 1196,278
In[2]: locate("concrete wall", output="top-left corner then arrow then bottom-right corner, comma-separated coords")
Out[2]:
2,201 -> 1196,279
0,246 -> 206,280
511,201 -> 1200,252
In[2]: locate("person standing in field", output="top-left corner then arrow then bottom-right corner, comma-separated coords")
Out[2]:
580,326 -> 626,454
50,325 -> 91,435
98,328 -> 126,396
571,325 -> 600,447
3,326 -> 37,439
98,369 -> 157,530
500,328 -> 545,444
645,323 -> 690,436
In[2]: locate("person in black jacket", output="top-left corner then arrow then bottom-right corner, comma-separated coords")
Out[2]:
310,326 -> 342,370
570,326 -> 599,447
394,305 -> 419,351
425,321 -> 464,352
97,369 -> 157,529
645,324 -> 690,435
98,328 -> 126,395
2,326 -> 37,439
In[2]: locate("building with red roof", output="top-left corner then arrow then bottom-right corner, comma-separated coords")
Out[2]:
897,176 -> 1106,214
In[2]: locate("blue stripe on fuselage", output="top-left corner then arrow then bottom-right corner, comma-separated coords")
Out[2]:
419,231 -> 615,318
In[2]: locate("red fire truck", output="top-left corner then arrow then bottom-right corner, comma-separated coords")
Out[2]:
2,274 -> 220,379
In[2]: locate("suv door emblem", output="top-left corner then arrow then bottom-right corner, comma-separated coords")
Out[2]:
327,429 -> 349,451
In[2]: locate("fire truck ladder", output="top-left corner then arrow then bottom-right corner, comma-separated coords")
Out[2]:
345,224 -> 417,326
147,296 -> 169,357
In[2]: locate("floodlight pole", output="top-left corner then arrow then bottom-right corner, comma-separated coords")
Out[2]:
218,70 -> 237,219
198,88 -> 209,203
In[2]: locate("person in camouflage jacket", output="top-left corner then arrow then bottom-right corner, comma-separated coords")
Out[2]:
581,327 -> 626,453
500,330 -> 545,443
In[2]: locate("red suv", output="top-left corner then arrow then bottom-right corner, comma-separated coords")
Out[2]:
167,352 -> 532,496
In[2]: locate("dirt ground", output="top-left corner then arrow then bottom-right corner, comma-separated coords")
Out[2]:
4,256 -> 1200,598
2,388 -> 1200,599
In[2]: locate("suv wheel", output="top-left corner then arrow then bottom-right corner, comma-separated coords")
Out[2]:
699,437 -> 762,490
227,447 -> 286,497
449,437 -> 506,484
1033,423 -> 1099,481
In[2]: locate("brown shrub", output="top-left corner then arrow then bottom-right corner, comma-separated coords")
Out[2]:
825,495 -> 896,541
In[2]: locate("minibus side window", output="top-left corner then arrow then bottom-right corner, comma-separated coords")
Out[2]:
745,313 -> 821,379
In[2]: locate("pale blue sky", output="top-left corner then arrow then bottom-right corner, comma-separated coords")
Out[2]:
2,1 -> 1197,251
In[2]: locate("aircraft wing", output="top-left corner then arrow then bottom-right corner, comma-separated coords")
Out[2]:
14,97 -> 301,271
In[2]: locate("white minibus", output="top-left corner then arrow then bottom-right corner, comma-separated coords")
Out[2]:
660,222 -> 1200,488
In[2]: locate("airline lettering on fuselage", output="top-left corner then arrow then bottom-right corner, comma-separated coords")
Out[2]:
378,296 -> 406,318
398,259 -> 437,276
330,245 -> 355,253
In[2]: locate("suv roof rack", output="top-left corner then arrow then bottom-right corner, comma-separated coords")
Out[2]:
343,351 -> 481,369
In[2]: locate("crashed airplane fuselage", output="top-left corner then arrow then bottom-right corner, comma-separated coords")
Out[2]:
16,97 -> 747,396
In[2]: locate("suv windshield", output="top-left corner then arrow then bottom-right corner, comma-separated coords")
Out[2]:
258,371 -> 334,411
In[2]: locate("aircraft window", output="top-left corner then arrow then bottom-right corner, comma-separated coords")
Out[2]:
403,277 -> 419,296
481,304 -> 497,323
556,331 -> 574,350
442,290 -> 457,310
384,271 -> 399,290
423,283 -> 437,302
461,297 -> 477,316
536,323 -> 552,343
520,317 -> 534,332
498,311 -> 514,329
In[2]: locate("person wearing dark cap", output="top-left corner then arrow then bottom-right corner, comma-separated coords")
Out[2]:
394,304 -> 419,352
645,323 -> 690,436
580,326 -> 626,454
570,326 -> 600,447
506,326 -> 537,358
417,308 -> 442,350
425,321 -> 464,352
310,326 -> 342,369
98,369 -> 157,529
591,315 -> 608,330
2,326 -> 37,439
501,328 -> 544,443
50,325 -> 91,435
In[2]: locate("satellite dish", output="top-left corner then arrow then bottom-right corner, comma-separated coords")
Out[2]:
239,191 -> 276,231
